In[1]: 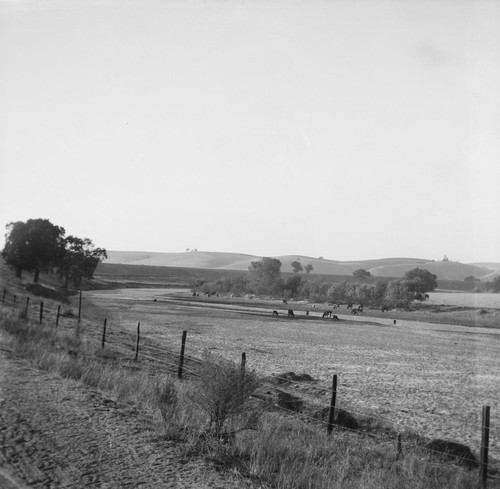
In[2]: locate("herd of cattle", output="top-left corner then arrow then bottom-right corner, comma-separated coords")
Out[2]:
272,302 -> 366,320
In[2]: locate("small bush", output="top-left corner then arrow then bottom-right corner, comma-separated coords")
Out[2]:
189,350 -> 261,438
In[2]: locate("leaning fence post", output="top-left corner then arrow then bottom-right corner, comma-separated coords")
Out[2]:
134,321 -> 140,361
327,374 -> 338,435
102,318 -> 107,349
56,305 -> 61,329
39,301 -> 44,325
479,405 -> 490,488
178,330 -> 187,379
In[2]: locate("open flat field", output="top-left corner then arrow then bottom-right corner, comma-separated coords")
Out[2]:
79,287 -> 500,464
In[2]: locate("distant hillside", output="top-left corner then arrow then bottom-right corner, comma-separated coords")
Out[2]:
104,251 -> 498,281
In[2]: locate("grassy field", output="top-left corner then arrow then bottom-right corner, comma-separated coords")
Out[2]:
2,260 -> 499,488
74,288 -> 500,462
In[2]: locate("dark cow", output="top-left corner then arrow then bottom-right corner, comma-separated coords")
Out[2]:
272,310 -> 279,316
322,311 -> 332,318
283,299 -> 288,305
381,305 -> 390,312
351,307 -> 362,315
347,303 -> 354,309
306,311 -> 309,316
332,315 -> 339,321
288,309 -> 295,318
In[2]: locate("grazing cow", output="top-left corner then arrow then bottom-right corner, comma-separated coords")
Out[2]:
288,309 -> 295,318
153,299 -> 157,302
272,310 -> 279,316
332,315 -> 339,321
351,307 -> 362,315
283,299 -> 288,305
381,305 -> 390,312
347,303 -> 354,309
322,311 -> 332,318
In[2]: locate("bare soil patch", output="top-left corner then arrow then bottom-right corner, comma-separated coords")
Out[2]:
80,289 -> 500,464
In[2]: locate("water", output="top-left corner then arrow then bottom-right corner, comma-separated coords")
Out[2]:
428,292 -> 500,309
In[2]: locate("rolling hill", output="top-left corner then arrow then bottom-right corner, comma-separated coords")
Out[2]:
103,251 -> 497,281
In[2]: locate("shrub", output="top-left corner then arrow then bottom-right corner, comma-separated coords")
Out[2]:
189,350 -> 261,438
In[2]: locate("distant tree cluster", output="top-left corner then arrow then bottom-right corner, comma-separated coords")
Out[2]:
192,257 -> 440,309
2,218 -> 107,288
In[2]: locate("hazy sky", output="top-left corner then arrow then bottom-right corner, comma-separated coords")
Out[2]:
1,0 -> 499,263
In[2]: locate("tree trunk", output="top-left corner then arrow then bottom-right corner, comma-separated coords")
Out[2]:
33,269 -> 40,283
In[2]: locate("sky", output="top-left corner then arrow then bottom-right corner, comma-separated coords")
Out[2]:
1,0 -> 499,264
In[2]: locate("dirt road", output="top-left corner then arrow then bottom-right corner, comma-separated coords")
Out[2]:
0,346 -> 258,488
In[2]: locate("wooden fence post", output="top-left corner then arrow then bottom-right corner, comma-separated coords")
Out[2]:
134,321 -> 140,361
102,318 -> 107,349
479,405 -> 490,488
77,290 -> 82,324
327,374 -> 338,436
178,330 -> 187,379
39,301 -> 44,325
56,305 -> 61,329
2,288 -> 6,303
396,433 -> 402,459
240,352 -> 246,398
23,297 -> 30,318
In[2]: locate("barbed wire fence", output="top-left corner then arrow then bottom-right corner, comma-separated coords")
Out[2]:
1,287 -> 495,487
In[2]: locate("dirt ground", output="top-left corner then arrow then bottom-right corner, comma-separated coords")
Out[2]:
0,343 -> 260,488
80,288 -> 500,464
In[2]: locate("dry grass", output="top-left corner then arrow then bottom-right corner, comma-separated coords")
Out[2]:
0,303 -> 486,489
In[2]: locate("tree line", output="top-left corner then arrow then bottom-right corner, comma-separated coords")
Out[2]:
194,257 -> 440,309
2,218 -> 107,288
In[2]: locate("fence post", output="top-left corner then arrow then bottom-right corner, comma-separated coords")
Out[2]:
327,374 -> 338,435
2,288 -> 6,303
77,290 -> 82,324
134,321 -> 140,361
39,301 -> 44,325
240,352 -> 246,398
178,330 -> 187,379
23,297 -> 30,318
240,352 -> 246,377
479,405 -> 490,488
396,433 -> 403,459
102,318 -> 107,349
56,305 -> 61,329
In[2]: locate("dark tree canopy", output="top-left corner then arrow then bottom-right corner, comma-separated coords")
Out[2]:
248,257 -> 283,295
291,260 -> 303,274
488,276 -> 500,293
304,264 -> 313,274
2,219 -> 106,286
284,275 -> 302,297
2,219 -> 65,282
404,267 -> 438,293
58,236 -> 107,288
353,269 -> 371,279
